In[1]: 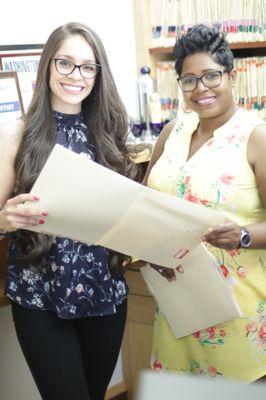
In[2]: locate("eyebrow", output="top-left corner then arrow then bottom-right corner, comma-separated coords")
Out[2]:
181,68 -> 221,76
56,55 -> 96,64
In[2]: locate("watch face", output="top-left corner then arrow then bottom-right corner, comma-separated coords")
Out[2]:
241,230 -> 251,248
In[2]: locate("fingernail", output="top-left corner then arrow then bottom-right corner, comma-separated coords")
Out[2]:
39,219 -> 45,224
42,212 -> 48,216
168,276 -> 176,282
33,196 -> 40,201
176,265 -> 184,273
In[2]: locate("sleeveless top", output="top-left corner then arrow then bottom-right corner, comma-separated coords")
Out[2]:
5,111 -> 128,318
147,108 -> 266,382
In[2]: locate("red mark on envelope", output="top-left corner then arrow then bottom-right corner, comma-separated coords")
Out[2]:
173,249 -> 189,259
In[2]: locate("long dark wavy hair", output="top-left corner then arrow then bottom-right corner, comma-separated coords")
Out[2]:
13,22 -> 138,268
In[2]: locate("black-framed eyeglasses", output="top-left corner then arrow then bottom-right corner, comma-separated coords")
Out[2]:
177,70 -> 229,92
53,58 -> 101,79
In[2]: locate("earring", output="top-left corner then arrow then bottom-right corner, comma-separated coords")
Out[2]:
181,100 -> 192,114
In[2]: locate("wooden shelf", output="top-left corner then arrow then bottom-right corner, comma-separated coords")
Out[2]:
0,278 -> 10,307
230,41 -> 266,49
149,41 -> 266,54
149,47 -> 174,55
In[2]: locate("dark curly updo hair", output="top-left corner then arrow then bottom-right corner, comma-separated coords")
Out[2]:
174,24 -> 234,76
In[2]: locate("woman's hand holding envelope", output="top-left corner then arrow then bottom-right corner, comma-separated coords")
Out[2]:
0,194 -> 48,233
149,263 -> 184,282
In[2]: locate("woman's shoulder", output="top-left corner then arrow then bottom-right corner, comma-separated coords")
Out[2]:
245,114 -> 266,169
158,118 -> 178,142
249,120 -> 266,147
235,109 -> 265,129
154,115 -> 191,154
238,109 -> 266,142
165,111 -> 199,136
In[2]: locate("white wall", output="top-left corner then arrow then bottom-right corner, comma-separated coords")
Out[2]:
0,1 -> 137,398
0,306 -> 41,400
1,0 -> 138,118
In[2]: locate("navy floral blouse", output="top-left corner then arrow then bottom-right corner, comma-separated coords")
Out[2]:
5,111 -> 128,318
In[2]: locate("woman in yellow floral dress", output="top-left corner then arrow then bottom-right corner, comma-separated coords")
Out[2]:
142,24 -> 266,382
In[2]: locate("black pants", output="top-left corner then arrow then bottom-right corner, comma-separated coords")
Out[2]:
11,300 -> 127,400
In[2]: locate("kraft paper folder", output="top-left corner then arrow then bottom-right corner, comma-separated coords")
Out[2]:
27,145 -> 242,337
141,245 -> 242,338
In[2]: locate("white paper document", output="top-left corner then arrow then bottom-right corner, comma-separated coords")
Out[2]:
27,145 -> 242,335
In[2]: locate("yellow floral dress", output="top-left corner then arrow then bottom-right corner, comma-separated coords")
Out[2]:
147,108 -> 266,382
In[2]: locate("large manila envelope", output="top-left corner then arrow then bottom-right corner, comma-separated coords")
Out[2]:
28,145 -> 242,332
28,144 -> 227,268
141,244 -> 242,339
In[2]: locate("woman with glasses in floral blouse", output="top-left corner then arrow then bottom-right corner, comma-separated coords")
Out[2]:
0,22 -> 136,400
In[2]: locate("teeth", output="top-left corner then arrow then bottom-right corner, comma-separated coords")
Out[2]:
62,84 -> 83,92
196,97 -> 215,105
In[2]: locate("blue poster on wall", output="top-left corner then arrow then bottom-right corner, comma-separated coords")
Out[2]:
0,72 -> 24,122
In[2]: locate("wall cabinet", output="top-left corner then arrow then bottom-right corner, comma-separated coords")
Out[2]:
122,262 -> 156,400
133,0 -> 266,121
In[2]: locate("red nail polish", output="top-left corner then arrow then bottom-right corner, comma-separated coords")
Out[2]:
42,212 -> 48,216
39,219 -> 45,224
176,264 -> 184,273
33,196 -> 40,201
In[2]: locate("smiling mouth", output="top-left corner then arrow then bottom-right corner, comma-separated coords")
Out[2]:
194,96 -> 216,106
61,83 -> 84,93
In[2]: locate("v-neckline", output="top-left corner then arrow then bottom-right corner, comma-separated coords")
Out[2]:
185,128 -> 214,162
183,108 -> 240,163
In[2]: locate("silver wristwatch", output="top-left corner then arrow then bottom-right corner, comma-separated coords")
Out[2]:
238,227 -> 251,248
